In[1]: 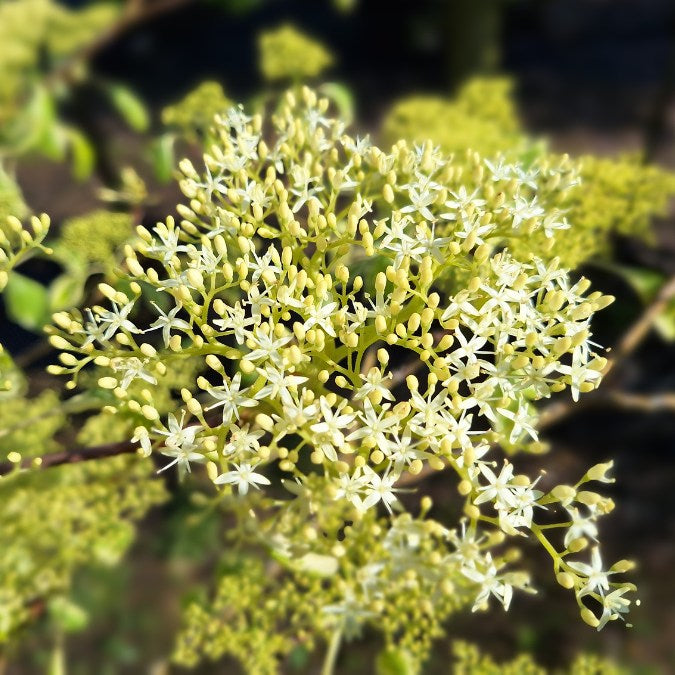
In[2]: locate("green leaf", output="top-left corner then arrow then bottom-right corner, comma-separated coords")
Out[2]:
37,120 -> 67,161
48,596 -> 89,633
4,271 -> 50,331
610,264 -> 665,303
603,263 -> 675,341
65,126 -> 96,180
654,299 -> 675,341
2,85 -> 60,156
105,83 -> 150,132
49,272 -> 85,312
151,133 -> 176,183
375,647 -> 417,675
320,82 -> 355,124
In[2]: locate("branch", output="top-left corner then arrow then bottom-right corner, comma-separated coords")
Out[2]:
0,438 -> 138,477
604,274 -> 675,381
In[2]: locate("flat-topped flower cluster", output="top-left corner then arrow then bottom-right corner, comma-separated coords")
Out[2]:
47,87 -> 635,660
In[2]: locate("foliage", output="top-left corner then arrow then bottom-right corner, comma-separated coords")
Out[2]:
450,642 -> 625,675
0,452 -> 166,642
57,210 -> 134,267
162,81 -> 232,143
37,87 -> 637,672
382,78 -> 527,161
0,164 -> 28,223
258,24 -> 334,82
0,0 -> 121,167
382,78 -> 675,268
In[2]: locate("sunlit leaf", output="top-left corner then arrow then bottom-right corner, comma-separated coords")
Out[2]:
4,271 -> 50,331
105,83 -> 150,132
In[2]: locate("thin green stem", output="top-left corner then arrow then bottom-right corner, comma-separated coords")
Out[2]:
321,627 -> 343,675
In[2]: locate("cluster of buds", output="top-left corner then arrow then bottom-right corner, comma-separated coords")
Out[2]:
0,213 -> 50,291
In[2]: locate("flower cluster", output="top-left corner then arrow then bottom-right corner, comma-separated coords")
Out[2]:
451,641 -> 626,674
0,212 -> 50,291
48,87 -> 636,667
258,24 -> 334,82
383,77 -> 675,268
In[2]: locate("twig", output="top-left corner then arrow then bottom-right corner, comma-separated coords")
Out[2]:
603,390 -> 675,413
0,438 -> 138,477
605,274 -> 675,380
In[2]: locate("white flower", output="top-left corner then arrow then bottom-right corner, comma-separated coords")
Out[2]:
255,365 -> 307,403
462,553 -> 514,611
564,506 -> 599,548
333,466 -> 369,510
310,396 -> 356,461
147,302 -> 191,347
302,298 -> 339,337
97,300 -> 139,341
131,427 -> 152,457
213,301 -> 257,344
354,368 -> 394,402
214,461 -> 270,495
154,412 -> 204,476
110,356 -> 157,390
221,424 -> 264,458
205,372 -> 258,425
597,586 -> 633,630
247,249 -> 281,283
496,404 -> 539,443
246,324 -> 292,366
346,399 -> 400,446
360,466 -> 401,513
568,547 -> 612,597
145,222 -> 189,263
473,462 -> 517,508
558,348 -> 602,402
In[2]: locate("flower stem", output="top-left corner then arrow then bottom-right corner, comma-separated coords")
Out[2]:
321,627 -> 343,675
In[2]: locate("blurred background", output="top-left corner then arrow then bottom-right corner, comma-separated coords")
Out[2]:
2,0 -> 675,672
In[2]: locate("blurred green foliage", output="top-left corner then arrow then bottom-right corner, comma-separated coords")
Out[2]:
383,78 -> 675,269
450,642 -> 625,675
258,24 -> 334,82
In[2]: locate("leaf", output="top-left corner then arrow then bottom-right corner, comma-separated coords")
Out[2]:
604,263 -> 675,341
105,83 -> 150,132
609,264 -> 665,303
4,271 -> 50,331
37,120 -> 67,161
320,82 -> 355,124
375,647 -> 417,675
48,596 -> 89,633
49,272 -> 85,312
2,85 -> 60,156
654,299 -> 675,341
151,133 -> 176,183
65,126 -> 96,180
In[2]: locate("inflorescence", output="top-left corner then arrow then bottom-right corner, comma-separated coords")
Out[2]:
45,87 -> 636,666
